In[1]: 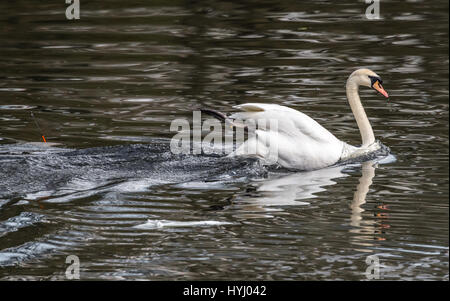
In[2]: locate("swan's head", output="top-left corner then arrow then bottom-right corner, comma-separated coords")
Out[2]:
348,68 -> 389,98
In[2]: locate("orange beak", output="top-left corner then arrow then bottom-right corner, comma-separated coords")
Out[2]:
373,80 -> 389,98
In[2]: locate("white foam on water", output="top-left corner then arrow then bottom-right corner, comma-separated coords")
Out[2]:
25,190 -> 54,201
133,219 -> 234,229
0,242 -> 58,266
113,179 -> 153,192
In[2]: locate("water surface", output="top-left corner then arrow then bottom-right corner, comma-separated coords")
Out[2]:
0,0 -> 448,280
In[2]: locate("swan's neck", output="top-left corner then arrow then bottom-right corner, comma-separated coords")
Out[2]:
346,80 -> 375,147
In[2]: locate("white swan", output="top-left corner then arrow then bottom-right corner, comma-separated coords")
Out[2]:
203,68 -> 389,170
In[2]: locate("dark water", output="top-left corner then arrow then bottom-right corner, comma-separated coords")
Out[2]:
0,0 -> 448,280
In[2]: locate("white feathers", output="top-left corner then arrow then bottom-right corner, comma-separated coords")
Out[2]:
228,103 -> 344,170
221,69 -> 385,170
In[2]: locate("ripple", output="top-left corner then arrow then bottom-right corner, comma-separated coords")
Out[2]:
0,212 -> 46,237
0,104 -> 34,110
0,0 -> 448,281
0,88 -> 26,92
134,219 -> 234,229
0,242 -> 59,267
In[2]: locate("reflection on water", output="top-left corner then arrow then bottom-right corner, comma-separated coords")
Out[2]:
0,0 -> 448,280
349,161 -> 381,250
229,166 -> 348,218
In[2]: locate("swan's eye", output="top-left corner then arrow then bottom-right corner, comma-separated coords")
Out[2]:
368,75 -> 382,87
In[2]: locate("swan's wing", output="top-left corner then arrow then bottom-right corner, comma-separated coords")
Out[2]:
230,103 -> 340,143
230,103 -> 344,170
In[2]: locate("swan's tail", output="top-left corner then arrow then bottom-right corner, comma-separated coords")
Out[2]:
200,108 -> 228,122
200,108 -> 248,133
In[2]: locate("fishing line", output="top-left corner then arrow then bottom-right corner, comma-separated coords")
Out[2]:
30,111 -> 47,142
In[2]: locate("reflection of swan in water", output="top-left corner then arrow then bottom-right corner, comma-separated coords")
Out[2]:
349,161 -> 378,248
351,161 -> 376,227
349,160 -> 390,248
238,165 -> 348,208
228,165 -> 348,218
230,155 -> 394,221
